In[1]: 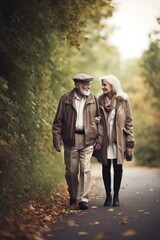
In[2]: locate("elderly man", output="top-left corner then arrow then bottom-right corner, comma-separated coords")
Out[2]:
52,73 -> 103,210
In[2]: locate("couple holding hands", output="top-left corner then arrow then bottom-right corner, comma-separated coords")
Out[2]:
52,73 -> 134,210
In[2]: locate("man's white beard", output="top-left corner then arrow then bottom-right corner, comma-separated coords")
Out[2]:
79,86 -> 90,96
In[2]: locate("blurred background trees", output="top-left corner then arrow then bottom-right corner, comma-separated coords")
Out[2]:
119,16 -> 160,168
136,17 -> 160,167
0,0 -> 159,213
0,0 -> 114,211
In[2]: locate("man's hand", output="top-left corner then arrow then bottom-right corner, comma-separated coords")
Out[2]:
94,142 -> 102,150
54,144 -> 62,152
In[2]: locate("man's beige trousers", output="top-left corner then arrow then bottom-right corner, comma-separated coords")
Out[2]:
64,134 -> 94,203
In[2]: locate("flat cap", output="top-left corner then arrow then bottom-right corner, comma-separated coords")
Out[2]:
72,73 -> 94,82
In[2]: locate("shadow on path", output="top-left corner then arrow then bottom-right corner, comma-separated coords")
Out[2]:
45,164 -> 160,240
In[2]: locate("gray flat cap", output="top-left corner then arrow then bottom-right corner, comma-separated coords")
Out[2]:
73,73 -> 94,82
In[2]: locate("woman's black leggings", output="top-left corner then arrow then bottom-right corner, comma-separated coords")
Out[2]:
102,159 -> 123,197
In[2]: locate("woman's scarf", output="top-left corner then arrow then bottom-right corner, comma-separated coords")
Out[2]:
99,94 -> 117,144
99,93 -> 116,113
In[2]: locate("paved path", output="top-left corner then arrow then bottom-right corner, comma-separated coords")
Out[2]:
45,163 -> 160,240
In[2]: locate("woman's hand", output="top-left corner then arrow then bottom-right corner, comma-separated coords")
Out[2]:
127,147 -> 133,155
94,142 -> 102,150
95,116 -> 101,124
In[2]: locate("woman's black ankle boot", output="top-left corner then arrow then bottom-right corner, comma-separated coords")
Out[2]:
113,194 -> 120,206
103,194 -> 112,206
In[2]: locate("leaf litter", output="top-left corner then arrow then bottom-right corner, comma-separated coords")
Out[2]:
0,186 -> 75,240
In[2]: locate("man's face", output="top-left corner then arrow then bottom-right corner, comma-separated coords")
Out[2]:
76,81 -> 92,96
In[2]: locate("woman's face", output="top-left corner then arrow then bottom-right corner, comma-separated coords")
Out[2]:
101,80 -> 112,95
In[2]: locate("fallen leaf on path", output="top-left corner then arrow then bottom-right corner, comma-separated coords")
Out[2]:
54,226 -> 65,231
89,221 -> 100,225
108,208 -> 114,212
119,220 -> 127,224
78,231 -> 88,235
95,229 -> 112,239
79,211 -> 88,216
0,186 -> 70,239
119,216 -> 128,224
122,229 -> 137,237
29,204 -> 35,210
91,206 -> 97,208
117,211 -> 123,216
144,212 -> 150,215
67,219 -> 79,227
43,215 -> 52,223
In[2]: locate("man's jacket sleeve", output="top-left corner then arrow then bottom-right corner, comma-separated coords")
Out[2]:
52,96 -> 64,146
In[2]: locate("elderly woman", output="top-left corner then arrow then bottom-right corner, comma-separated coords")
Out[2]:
96,75 -> 135,207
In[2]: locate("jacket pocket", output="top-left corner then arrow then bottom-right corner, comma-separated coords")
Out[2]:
90,121 -> 98,139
